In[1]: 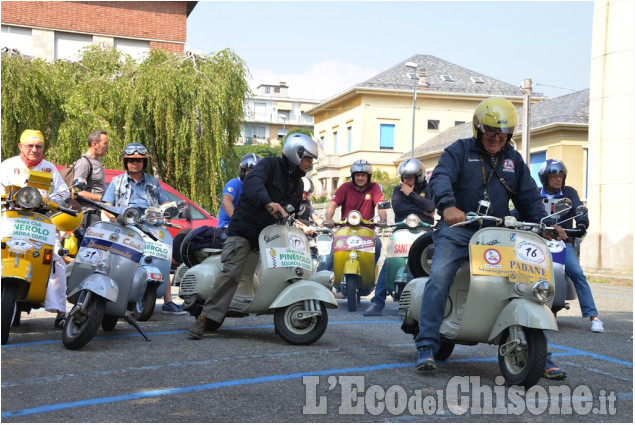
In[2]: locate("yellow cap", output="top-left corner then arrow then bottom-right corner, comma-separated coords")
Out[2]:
20,129 -> 44,145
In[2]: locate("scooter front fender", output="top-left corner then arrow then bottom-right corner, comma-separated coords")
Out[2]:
269,280 -> 338,309
67,273 -> 119,304
489,299 -> 558,341
342,258 -> 360,276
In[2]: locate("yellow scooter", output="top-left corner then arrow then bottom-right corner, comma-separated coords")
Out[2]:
331,210 -> 380,312
1,171 -> 81,345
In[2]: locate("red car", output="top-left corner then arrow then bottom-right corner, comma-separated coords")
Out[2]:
57,166 -> 218,238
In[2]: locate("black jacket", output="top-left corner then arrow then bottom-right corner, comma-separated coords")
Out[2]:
391,182 -> 435,224
227,156 -> 304,246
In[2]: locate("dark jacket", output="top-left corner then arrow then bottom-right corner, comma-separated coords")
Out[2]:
541,185 -> 589,242
391,182 -> 435,224
227,156 -> 304,246
429,137 -> 545,224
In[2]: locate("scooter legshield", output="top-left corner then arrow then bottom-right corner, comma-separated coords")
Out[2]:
67,273 -> 119,304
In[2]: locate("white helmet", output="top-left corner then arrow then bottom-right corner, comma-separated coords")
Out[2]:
302,176 -> 314,193
282,133 -> 318,166
398,158 -> 426,185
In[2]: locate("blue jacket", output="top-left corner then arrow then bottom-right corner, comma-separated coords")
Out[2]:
429,137 -> 545,224
540,185 -> 589,242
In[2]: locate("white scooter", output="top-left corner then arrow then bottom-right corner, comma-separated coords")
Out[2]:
401,201 -> 571,387
178,206 -> 336,345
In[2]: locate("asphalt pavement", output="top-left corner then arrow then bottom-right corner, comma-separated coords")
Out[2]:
1,280 -> 632,422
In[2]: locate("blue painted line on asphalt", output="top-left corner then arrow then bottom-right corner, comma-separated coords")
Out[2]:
1,362 -> 413,418
549,343 -> 633,367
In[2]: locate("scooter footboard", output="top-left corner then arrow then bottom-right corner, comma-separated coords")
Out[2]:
268,280 -> 338,309
488,299 -> 558,341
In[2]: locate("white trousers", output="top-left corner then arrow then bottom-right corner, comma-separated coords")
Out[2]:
44,237 -> 67,313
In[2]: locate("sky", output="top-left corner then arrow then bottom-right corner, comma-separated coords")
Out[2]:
186,1 -> 595,101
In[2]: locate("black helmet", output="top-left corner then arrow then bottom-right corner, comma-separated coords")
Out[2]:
122,142 -> 149,172
398,158 -> 426,185
239,153 -> 261,180
282,133 -> 319,166
538,159 -> 568,187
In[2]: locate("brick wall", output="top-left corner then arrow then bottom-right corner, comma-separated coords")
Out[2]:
1,1 -> 187,49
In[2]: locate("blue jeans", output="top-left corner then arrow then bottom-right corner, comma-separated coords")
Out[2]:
414,223 -> 474,354
565,242 -> 598,318
370,261 -> 388,308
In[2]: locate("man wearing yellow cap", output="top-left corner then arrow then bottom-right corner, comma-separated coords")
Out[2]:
0,129 -> 72,327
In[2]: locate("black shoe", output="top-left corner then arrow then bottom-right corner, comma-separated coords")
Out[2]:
54,313 -> 66,329
363,303 -> 384,316
416,346 -> 437,371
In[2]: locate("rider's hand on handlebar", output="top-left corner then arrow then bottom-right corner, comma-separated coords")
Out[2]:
577,224 -> 587,237
323,220 -> 335,228
266,202 -> 287,219
541,225 -> 567,241
443,206 -> 466,226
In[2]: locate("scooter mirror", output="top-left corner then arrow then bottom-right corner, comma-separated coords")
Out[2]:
71,178 -> 87,192
378,201 -> 391,210
553,198 -> 572,214
284,204 -> 295,214
575,205 -> 588,216
163,206 -> 178,219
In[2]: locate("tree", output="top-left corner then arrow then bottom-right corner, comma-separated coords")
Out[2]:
1,45 -> 250,215
373,170 -> 401,200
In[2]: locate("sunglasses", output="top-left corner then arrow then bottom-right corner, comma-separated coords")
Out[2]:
126,158 -> 144,163
123,145 -> 148,155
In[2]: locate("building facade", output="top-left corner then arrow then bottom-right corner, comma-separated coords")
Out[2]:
1,1 -> 196,60
307,54 -> 541,197
241,82 -> 319,146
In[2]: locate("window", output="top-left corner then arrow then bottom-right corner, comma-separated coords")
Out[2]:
255,126 -> 266,138
114,38 -> 149,62
379,124 -> 395,149
440,75 -> 455,82
254,102 -> 266,118
333,132 -> 338,154
265,87 -> 271,94
347,127 -> 352,153
55,32 -> 92,61
529,151 -> 547,187
274,87 -> 280,93
470,76 -> 485,84
1,25 -> 33,56
428,120 -> 440,130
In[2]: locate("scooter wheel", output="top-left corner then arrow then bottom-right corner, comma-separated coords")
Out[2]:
345,274 -> 360,312
498,327 -> 546,388
1,282 -> 19,345
134,285 -> 158,321
435,342 -> 455,361
408,232 -> 434,278
62,292 -> 106,350
101,315 -> 118,331
274,301 -> 328,345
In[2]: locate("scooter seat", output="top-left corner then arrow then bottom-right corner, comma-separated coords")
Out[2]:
201,248 -> 223,254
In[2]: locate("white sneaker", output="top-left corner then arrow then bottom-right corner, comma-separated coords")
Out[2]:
591,318 -> 604,333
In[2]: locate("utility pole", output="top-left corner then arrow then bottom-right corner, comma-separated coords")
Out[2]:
521,78 -> 532,162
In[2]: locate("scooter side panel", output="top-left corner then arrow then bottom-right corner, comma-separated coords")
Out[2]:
266,279 -> 338,310
488,299 -> 558,341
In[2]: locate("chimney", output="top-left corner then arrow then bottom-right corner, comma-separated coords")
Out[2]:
418,69 -> 428,89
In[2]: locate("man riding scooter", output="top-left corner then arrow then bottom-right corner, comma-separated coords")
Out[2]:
187,133 -> 319,339
415,97 -> 568,380
538,159 -> 603,333
364,158 -> 435,316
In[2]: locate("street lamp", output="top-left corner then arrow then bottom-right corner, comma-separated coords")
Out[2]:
279,114 -> 287,140
405,62 -> 419,159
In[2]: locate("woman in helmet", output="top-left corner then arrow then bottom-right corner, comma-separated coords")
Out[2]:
538,159 -> 603,333
412,97 -> 568,378
218,153 -> 262,228
364,158 -> 437,316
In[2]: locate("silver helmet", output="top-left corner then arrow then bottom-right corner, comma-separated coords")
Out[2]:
282,133 -> 318,166
350,159 -> 373,180
398,158 -> 426,185
239,153 -> 261,179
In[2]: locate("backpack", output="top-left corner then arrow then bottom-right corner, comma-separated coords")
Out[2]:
180,225 -> 227,267
59,155 -> 92,188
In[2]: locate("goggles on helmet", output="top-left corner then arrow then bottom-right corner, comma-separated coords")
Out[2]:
124,145 -> 148,156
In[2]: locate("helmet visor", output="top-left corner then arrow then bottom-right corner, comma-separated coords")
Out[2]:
124,145 -> 148,156
480,124 -> 514,136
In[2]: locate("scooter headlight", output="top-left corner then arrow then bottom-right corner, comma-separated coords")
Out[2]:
144,207 -> 161,226
532,279 -> 554,303
15,186 -> 42,209
405,214 -> 420,228
346,210 -> 362,226
121,207 -> 141,225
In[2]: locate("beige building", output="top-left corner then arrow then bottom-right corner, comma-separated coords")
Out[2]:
307,55 -> 544,197
581,0 -> 633,281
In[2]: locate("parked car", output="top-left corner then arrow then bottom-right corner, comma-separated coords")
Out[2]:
56,166 -> 218,264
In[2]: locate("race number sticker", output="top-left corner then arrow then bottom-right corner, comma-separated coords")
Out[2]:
143,239 -> 172,261
0,217 -> 56,246
546,239 -> 566,265
516,239 -> 548,268
77,247 -> 104,265
266,248 -> 312,271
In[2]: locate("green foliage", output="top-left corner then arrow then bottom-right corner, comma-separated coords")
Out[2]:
283,127 -> 313,142
1,45 -> 250,216
373,170 -> 401,200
